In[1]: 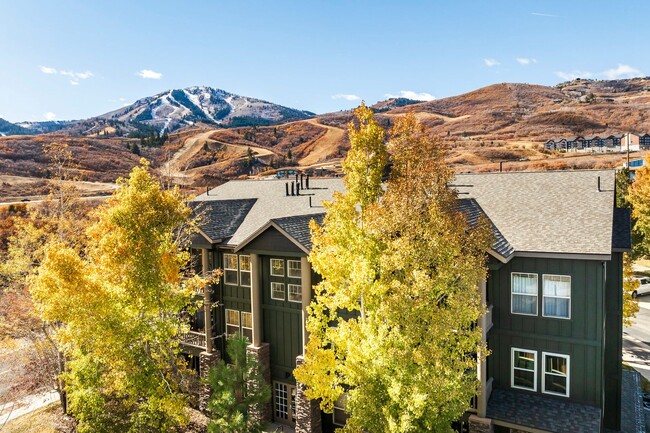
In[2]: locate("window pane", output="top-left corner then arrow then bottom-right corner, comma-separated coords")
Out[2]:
543,275 -> 571,297
545,355 -> 567,375
275,383 -> 288,420
512,273 -> 537,294
545,374 -> 567,394
543,297 -> 569,318
239,255 -> 251,271
241,312 -> 253,328
225,309 -> 239,326
512,294 -> 537,315
513,370 -> 535,389
240,271 -> 251,287
271,259 -> 284,276
288,284 -> 302,303
514,351 -> 535,370
288,260 -> 302,278
224,254 -> 238,270
271,282 -> 285,300
224,269 -> 238,285
242,327 -> 253,342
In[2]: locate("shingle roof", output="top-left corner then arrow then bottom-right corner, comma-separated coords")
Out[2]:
487,389 -> 601,433
454,170 -> 616,257
613,207 -> 632,250
193,178 -> 345,246
457,198 -> 514,259
272,213 -> 325,251
191,199 -> 257,242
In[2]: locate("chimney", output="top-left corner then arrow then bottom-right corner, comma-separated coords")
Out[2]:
291,182 -> 295,196
306,175 -> 310,189
285,183 -> 289,196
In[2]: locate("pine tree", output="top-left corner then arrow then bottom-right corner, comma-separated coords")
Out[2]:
207,334 -> 270,433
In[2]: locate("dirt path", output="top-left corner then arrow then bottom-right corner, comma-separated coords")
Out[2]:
384,112 -> 471,123
161,130 -> 218,182
298,119 -> 345,166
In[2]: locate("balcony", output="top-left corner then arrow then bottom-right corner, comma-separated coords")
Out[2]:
181,330 -> 207,349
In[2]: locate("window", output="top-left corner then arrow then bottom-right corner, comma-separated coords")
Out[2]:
511,348 -> 536,391
511,273 -> 538,315
287,260 -> 302,279
288,284 -> 302,303
271,258 -> 285,276
542,275 -> 571,319
225,309 -> 240,336
333,393 -> 349,426
273,382 -> 296,425
224,254 -> 238,285
542,352 -> 569,397
271,282 -> 285,300
241,311 -> 253,342
239,255 -> 251,287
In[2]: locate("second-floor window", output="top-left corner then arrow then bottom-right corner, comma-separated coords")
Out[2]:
240,255 -> 251,287
511,272 -> 538,316
225,309 -> 240,336
271,282 -> 285,300
287,260 -> 302,279
288,284 -> 302,303
271,258 -> 285,277
542,275 -> 571,319
224,254 -> 238,285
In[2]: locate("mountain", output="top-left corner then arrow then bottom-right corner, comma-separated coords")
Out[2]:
15,120 -> 77,135
96,86 -> 315,134
0,118 -> 29,136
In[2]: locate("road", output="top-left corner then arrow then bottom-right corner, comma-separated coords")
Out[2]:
623,296 -> 650,381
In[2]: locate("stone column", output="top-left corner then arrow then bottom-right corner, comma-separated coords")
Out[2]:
250,253 -> 262,347
295,356 -> 322,433
247,343 -> 272,422
468,415 -> 493,433
300,256 -> 312,354
199,350 -> 221,412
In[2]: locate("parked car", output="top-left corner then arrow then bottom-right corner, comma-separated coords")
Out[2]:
632,277 -> 650,298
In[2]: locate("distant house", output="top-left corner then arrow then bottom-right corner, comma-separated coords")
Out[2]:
545,132 -> 647,152
621,133 -> 640,152
186,170 -> 632,433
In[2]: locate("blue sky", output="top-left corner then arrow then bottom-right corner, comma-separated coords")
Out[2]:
1,0 -> 648,122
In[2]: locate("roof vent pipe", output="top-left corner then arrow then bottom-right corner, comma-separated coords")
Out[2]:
499,161 -> 503,172
285,183 -> 289,196
295,173 -> 299,184
206,186 -> 209,196
296,182 -> 301,196
597,176 -> 601,192
291,182 -> 295,196
306,175 -> 310,189
309,196 -> 312,208
300,174 -> 304,190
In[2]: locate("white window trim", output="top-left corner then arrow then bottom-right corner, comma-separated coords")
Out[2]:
225,308 -> 240,335
241,311 -> 253,341
288,284 -> 302,303
511,347 -> 537,392
511,272 -> 538,316
271,282 -> 285,301
541,274 -> 571,320
542,352 -> 570,397
271,258 -> 285,277
239,255 -> 251,288
332,393 -> 348,426
287,260 -> 302,279
223,253 -> 239,286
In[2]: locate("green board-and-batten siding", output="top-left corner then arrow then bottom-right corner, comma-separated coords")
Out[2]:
261,255 -> 303,383
487,256 -> 605,407
603,251 -> 623,430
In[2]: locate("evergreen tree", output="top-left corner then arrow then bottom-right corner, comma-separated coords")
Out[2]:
207,334 -> 270,433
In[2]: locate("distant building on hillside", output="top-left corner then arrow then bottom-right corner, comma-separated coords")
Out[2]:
544,132 -> 647,152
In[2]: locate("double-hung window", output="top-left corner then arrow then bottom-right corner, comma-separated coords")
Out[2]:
241,312 -> 253,341
224,254 -> 238,285
542,275 -> 571,319
239,255 -> 251,287
512,348 -> 537,391
287,260 -> 302,279
542,352 -> 569,397
511,273 -> 538,315
332,393 -> 349,426
271,282 -> 285,300
225,309 -> 240,336
288,284 -> 302,303
271,259 -> 285,277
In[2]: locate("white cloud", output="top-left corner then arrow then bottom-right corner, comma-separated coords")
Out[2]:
331,94 -> 360,101
44,112 -> 56,121
385,90 -> 435,101
70,80 -> 79,86
531,12 -> 559,18
556,64 -> 642,81
60,70 -> 94,80
484,58 -> 500,67
517,58 -> 537,65
602,64 -> 642,80
137,69 -> 163,79
39,65 -> 57,74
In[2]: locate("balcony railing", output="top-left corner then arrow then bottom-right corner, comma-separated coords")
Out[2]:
181,330 -> 207,349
